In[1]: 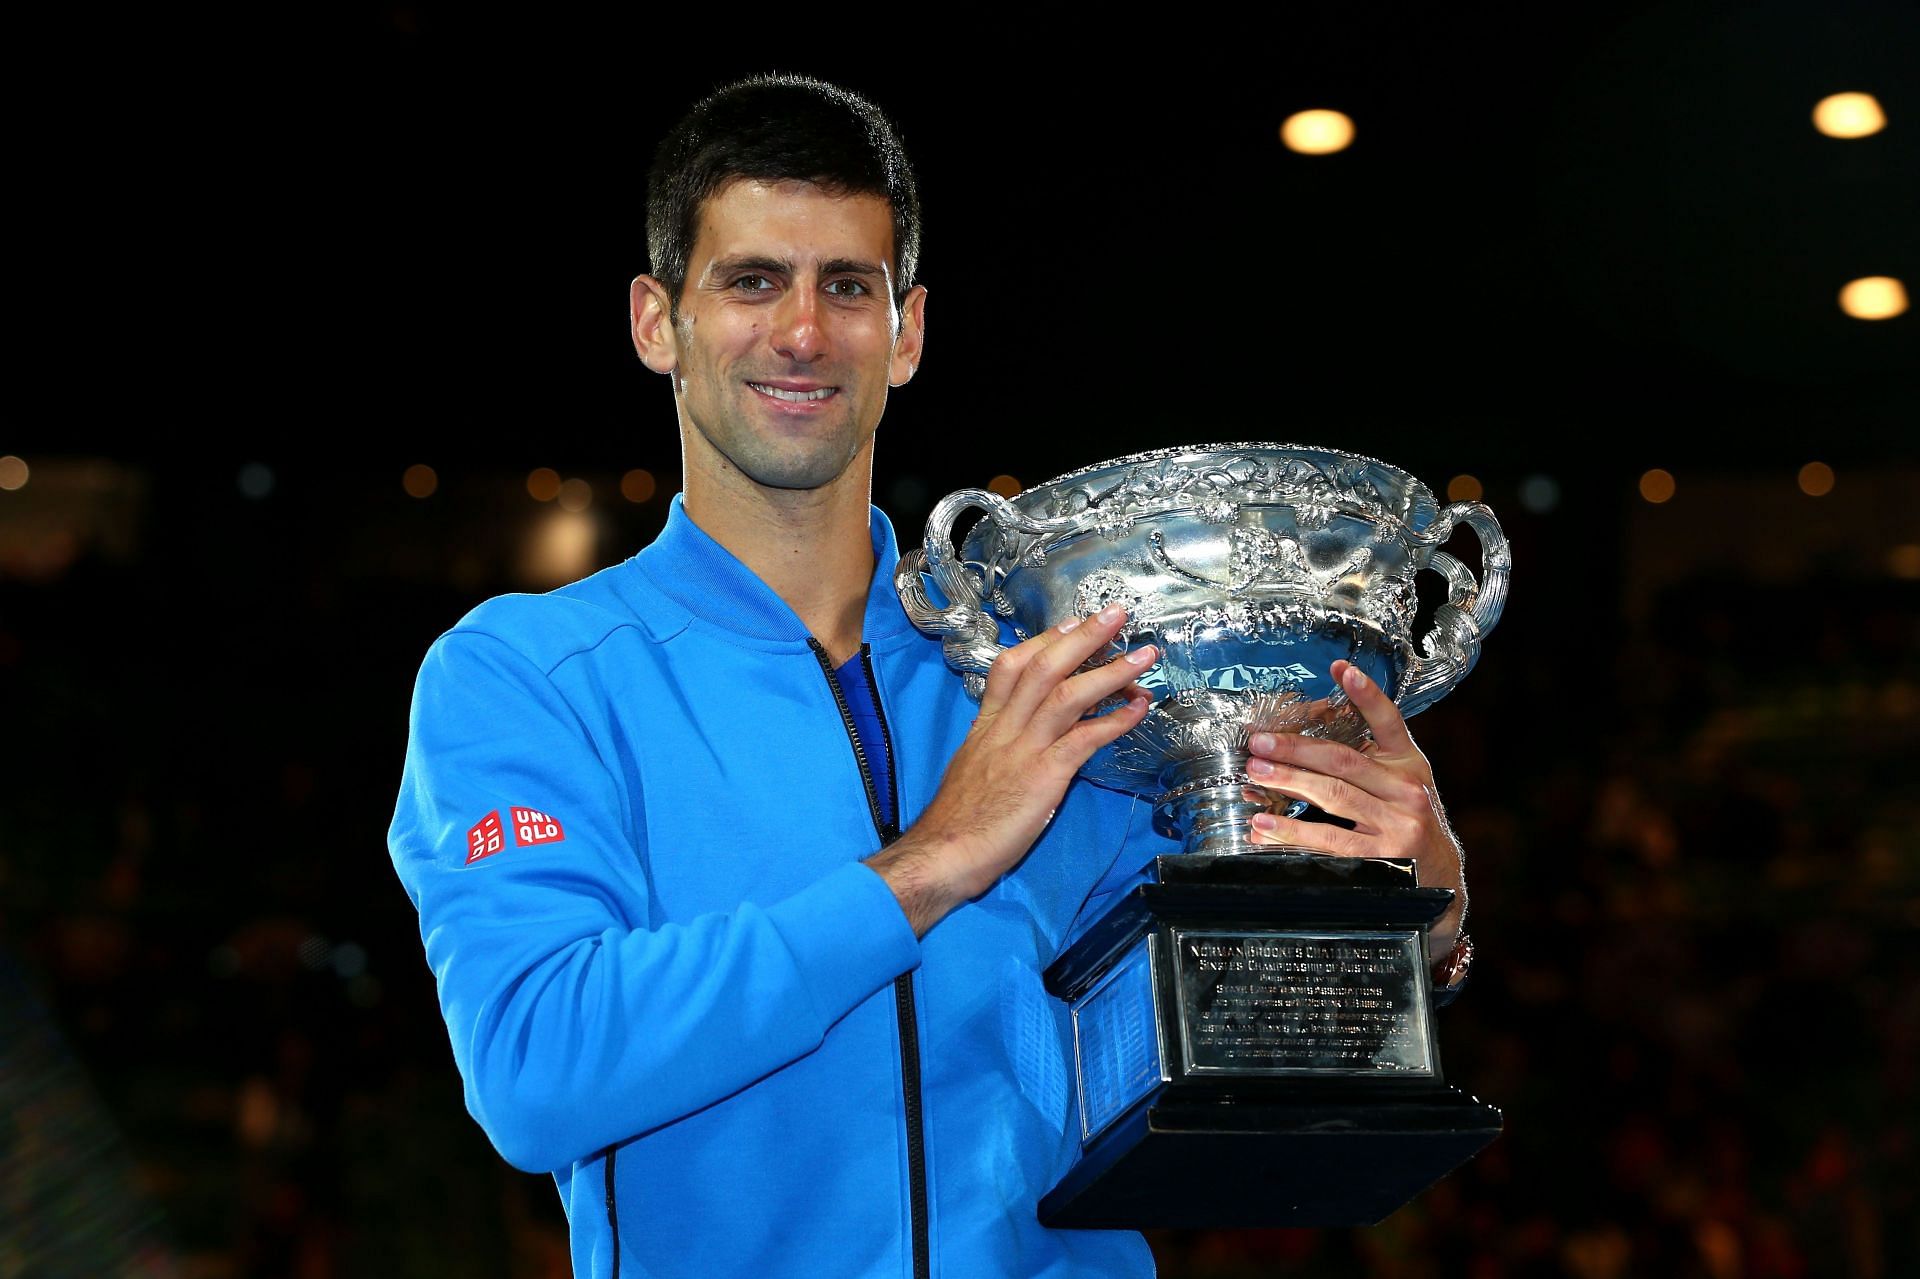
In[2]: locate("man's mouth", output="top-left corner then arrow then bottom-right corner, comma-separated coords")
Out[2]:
748,382 -> 838,403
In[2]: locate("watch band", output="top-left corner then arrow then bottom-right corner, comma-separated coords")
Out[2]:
1431,932 -> 1473,1007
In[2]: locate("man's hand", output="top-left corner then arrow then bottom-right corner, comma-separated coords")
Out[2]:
1243,660 -> 1468,956
868,605 -> 1155,936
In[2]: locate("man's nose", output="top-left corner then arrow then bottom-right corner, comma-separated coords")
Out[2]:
770,286 -> 826,363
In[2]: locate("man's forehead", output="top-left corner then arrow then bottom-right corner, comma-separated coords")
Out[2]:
690,178 -> 897,273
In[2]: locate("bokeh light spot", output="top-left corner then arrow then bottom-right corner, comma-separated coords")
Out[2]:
558,478 -> 593,512
1519,474 -> 1560,514
0,455 -> 27,491
988,474 -> 1023,499
1796,462 -> 1835,497
1889,544 -> 1920,580
1838,276 -> 1909,320
1446,474 -> 1484,503
1639,469 -> 1676,504
238,463 -> 275,500
527,467 -> 562,501
620,469 -> 657,503
1280,109 -> 1356,155
402,464 -> 438,499
1812,92 -> 1886,139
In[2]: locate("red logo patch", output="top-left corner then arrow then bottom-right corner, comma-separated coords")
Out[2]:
466,811 -> 505,864
511,807 -> 566,848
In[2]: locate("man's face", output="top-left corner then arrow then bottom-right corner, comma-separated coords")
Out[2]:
647,179 -> 926,494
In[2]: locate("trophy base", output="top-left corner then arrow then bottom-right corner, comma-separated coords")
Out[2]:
1037,1088 -> 1504,1229
1039,853 -> 1501,1228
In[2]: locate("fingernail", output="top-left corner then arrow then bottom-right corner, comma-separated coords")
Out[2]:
1347,667 -> 1370,690
1251,813 -> 1278,831
1057,616 -> 1082,633
1247,757 -> 1275,777
1250,732 -> 1276,754
1125,644 -> 1157,666
1097,604 -> 1125,624
1129,693 -> 1151,710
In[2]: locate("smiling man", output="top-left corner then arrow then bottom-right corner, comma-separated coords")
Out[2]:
389,74 -> 1469,1279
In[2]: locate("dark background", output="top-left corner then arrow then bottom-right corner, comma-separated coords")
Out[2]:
4,3 -> 1917,1276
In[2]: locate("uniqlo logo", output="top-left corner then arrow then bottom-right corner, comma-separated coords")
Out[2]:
466,811 -> 505,864
511,808 -> 566,848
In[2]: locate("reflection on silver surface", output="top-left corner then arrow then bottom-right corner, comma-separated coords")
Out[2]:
898,444 -> 1510,855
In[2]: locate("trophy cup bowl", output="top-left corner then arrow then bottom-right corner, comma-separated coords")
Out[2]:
896,442 -> 1510,855
897,443 -> 1511,1229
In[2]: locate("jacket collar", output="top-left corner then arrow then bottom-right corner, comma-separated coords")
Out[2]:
634,493 -> 914,645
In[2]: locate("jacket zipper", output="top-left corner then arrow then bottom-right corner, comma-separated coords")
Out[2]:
809,638 -> 931,1279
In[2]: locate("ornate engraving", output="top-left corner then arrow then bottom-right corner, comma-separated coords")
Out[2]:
1073,569 -> 1143,623
900,444 -> 1510,857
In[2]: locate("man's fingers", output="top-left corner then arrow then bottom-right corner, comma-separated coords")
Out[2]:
978,612 -> 1085,717
1002,606 -> 1134,723
1329,660 -> 1417,757
1242,766 -> 1394,834
1247,813 -> 1373,858
1028,642 -> 1158,741
1055,691 -> 1152,766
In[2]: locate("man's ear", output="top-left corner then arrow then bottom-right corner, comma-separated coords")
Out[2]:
630,275 -> 678,374
888,284 -> 928,387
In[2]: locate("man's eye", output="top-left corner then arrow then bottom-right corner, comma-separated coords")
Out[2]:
825,278 -> 868,297
732,275 -> 773,291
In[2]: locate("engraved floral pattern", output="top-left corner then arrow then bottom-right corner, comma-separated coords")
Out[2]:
1191,493 -> 1239,524
1092,506 -> 1136,541
1072,569 -> 1142,623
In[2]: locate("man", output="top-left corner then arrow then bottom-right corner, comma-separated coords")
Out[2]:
388,74 -> 1469,1278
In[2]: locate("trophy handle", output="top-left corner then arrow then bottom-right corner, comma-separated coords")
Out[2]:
1396,501 -> 1511,718
896,488 -> 1014,701
895,487 -> 1076,700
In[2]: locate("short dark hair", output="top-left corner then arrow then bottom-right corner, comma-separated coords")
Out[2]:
646,74 -> 922,311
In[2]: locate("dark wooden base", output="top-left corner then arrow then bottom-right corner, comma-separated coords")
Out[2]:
1038,1087 -> 1504,1229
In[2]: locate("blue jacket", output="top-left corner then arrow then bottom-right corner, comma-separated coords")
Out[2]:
388,496 -> 1170,1278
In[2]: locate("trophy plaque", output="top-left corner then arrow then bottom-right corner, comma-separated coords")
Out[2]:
897,443 -> 1508,1228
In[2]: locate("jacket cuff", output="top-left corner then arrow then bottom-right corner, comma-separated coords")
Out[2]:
764,860 -> 922,1029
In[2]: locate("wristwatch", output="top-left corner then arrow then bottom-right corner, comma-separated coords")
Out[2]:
1431,933 -> 1473,1007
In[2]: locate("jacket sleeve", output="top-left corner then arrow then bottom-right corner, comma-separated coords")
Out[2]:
387,629 -> 922,1174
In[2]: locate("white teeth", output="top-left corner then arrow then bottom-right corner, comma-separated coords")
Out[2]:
750,383 -> 835,402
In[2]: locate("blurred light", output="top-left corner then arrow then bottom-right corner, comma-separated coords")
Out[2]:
527,467 -> 562,501
1812,92 -> 1886,139
889,475 -> 928,511
1796,461 -> 1835,497
620,468 -> 657,503
402,463 -> 438,498
523,508 -> 598,585
1639,469 -> 1676,504
297,935 -> 330,970
1890,544 -> 1920,580
237,1077 -> 278,1148
1838,276 -> 1909,320
1518,474 -> 1560,514
237,463 -> 274,500
330,941 -> 368,979
0,455 -> 26,491
1280,109 -> 1356,155
558,477 -> 593,512
987,474 -> 1023,498
1446,474 -> 1483,503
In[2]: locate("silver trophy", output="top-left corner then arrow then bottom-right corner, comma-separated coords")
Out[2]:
897,443 -> 1510,1228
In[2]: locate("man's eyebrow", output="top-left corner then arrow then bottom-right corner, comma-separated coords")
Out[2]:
705,255 -> 794,280
819,258 -> 887,279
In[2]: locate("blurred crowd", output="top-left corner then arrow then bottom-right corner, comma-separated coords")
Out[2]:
2,471 -> 1914,1279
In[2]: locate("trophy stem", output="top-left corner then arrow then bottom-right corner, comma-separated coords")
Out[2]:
1154,754 -> 1275,857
